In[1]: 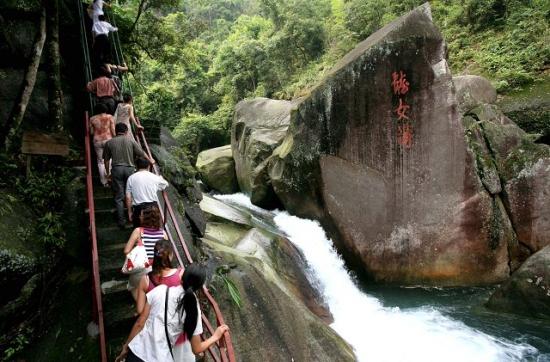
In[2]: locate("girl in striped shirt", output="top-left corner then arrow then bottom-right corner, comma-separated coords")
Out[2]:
124,205 -> 167,300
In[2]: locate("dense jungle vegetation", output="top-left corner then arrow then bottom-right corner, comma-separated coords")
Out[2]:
113,0 -> 549,158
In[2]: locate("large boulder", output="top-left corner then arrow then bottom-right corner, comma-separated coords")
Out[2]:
232,98 -> 299,209
453,75 -> 497,113
487,245 -> 550,319
265,4 -> 510,285
196,145 -> 239,194
467,104 -> 550,254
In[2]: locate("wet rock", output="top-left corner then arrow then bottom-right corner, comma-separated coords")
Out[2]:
266,4 -> 509,285
453,75 -> 496,113
201,218 -> 353,361
487,245 -> 550,319
196,145 -> 239,194
232,98 -> 299,209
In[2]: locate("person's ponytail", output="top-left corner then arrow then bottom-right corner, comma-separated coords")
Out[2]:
176,264 -> 206,339
182,287 -> 198,339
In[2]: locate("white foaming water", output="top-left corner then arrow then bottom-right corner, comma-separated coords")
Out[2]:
214,194 -> 537,362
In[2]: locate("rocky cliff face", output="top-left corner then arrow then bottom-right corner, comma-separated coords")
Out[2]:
0,0 -> 80,138
227,3 -> 550,285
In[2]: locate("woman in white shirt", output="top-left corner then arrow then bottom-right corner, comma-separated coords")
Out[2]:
91,14 -> 118,65
115,264 -> 229,362
88,0 -> 109,23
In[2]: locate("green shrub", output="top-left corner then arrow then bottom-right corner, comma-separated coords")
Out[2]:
173,101 -> 234,160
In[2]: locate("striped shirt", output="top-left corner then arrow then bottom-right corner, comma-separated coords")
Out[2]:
141,227 -> 166,260
103,135 -> 147,167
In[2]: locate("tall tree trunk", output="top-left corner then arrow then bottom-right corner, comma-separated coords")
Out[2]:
0,7 -> 47,150
47,0 -> 64,130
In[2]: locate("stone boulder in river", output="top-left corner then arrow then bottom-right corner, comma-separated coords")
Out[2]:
264,3 -> 511,285
487,245 -> 550,319
232,98 -> 300,209
196,145 -> 239,194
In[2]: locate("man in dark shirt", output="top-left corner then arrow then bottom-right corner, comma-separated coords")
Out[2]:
104,123 -> 155,228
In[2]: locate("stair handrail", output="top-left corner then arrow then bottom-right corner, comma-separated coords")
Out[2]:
77,1 -> 107,361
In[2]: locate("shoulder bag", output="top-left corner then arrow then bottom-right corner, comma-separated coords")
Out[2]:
164,285 -> 174,359
121,228 -> 150,274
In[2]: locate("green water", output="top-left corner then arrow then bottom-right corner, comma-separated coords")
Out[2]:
365,285 -> 550,360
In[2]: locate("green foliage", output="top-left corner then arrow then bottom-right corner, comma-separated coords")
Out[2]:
344,0 -> 387,40
463,0 -> 507,30
37,212 -> 66,249
13,164 -> 75,249
117,0 -> 549,157
173,100 -> 233,160
2,330 -> 30,362
435,0 -> 548,92
214,266 -> 242,308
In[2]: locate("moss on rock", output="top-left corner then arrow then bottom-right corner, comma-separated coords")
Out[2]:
497,78 -> 550,137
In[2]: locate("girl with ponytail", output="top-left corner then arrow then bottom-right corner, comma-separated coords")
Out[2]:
115,264 -> 229,362
134,240 -> 183,314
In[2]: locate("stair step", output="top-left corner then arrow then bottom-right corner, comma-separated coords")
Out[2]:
101,278 -> 138,308
100,250 -> 123,277
93,185 -> 115,199
97,227 -> 132,246
93,196 -> 114,210
101,279 -> 127,295
93,208 -> 117,227
104,301 -> 136,333
102,243 -> 127,253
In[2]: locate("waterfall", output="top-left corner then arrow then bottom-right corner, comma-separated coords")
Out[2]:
215,194 -> 538,362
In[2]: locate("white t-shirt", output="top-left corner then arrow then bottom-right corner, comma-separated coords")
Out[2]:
92,0 -> 104,15
126,170 -> 169,206
129,285 -> 203,362
89,0 -> 104,23
91,20 -> 117,37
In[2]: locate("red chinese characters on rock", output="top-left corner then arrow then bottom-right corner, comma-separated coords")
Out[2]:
391,70 -> 413,149
395,98 -> 410,121
397,124 -> 413,148
392,71 -> 410,95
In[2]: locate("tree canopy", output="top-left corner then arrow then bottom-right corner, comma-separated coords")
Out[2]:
112,0 -> 549,158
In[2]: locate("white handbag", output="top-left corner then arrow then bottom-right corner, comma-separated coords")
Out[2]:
121,231 -> 150,274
